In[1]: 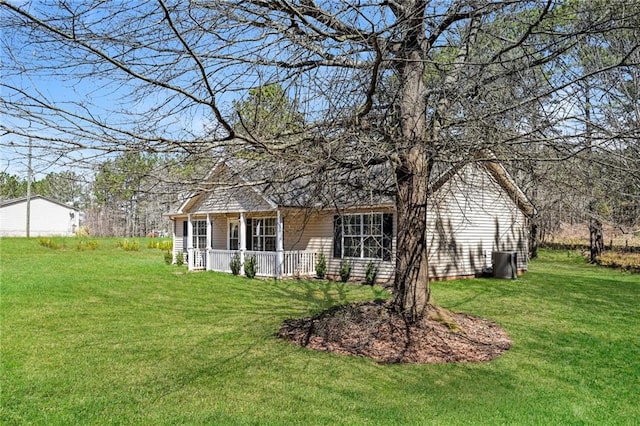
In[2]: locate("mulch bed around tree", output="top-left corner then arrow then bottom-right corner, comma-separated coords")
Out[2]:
277,300 -> 512,364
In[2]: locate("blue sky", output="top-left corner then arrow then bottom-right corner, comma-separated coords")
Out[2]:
0,0 -> 392,180
2,0 -> 624,183
1,1 -> 223,178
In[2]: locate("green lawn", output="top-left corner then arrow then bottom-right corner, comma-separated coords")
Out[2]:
1,238 -> 638,425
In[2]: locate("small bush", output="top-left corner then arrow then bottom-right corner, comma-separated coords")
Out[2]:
77,239 -> 99,251
164,251 -> 173,265
148,240 -> 173,250
339,259 -> 351,282
244,255 -> 257,279
230,253 -> 241,275
39,238 -> 63,250
176,251 -> 184,266
117,239 -> 139,251
315,253 -> 327,279
365,261 -> 378,285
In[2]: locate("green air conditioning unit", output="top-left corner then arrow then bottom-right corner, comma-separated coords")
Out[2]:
492,251 -> 518,279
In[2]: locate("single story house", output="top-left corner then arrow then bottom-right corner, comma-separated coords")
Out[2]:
167,157 -> 534,282
0,195 -> 80,237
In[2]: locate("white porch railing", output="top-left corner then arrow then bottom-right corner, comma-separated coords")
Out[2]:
283,251 -> 317,277
208,249 -> 240,273
193,249 -> 316,278
188,249 -> 207,270
246,250 -> 278,277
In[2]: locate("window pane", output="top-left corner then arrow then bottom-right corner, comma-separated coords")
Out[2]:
345,215 -> 361,236
250,218 -> 278,251
371,214 -> 382,235
194,236 -> 207,249
197,221 -> 207,235
253,218 -> 277,237
229,223 -> 239,250
364,214 -> 382,235
264,236 -> 276,252
363,214 -> 371,234
263,218 -> 276,236
192,220 -> 207,249
363,236 -> 382,259
343,237 -> 361,257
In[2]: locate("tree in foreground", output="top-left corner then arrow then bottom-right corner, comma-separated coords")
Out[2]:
2,1 -> 639,324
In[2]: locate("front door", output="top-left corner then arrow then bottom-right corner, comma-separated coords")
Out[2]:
228,220 -> 239,250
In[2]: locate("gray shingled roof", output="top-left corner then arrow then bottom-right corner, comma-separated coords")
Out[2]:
169,155 -> 534,217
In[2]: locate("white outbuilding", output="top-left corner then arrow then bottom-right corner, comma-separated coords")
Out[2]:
0,195 -> 80,237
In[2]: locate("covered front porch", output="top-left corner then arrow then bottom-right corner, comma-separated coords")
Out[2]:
181,211 -> 317,278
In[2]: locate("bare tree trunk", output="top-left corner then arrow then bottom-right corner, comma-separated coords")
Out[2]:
589,215 -> 604,263
584,81 -> 604,263
392,1 -> 431,322
529,220 -> 539,259
394,146 -> 431,321
391,8 -> 480,322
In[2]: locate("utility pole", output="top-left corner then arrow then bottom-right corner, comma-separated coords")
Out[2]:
26,138 -> 32,238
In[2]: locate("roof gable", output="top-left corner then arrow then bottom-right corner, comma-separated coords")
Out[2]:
176,162 -> 276,214
480,160 -> 535,217
0,195 -> 79,211
429,153 -> 535,218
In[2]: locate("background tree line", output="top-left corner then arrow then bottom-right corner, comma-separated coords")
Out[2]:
0,152 -> 214,237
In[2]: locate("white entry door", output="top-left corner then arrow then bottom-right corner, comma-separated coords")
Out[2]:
228,220 -> 239,250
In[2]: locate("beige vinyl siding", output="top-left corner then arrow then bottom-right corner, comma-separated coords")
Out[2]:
327,257 -> 396,284
426,163 -> 528,279
281,208 -> 396,283
282,210 -> 331,252
211,215 -> 228,250
173,218 -> 185,259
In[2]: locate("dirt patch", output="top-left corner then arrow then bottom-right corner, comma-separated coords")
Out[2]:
277,300 -> 511,364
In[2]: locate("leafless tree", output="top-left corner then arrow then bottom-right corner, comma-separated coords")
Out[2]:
1,0 -> 639,321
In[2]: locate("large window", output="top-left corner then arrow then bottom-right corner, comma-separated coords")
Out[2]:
247,217 -> 276,251
334,213 -> 392,260
192,220 -> 207,249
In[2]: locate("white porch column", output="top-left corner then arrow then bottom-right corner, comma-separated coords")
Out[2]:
187,214 -> 194,270
276,210 -> 284,279
171,219 -> 176,263
239,212 -> 246,276
206,213 -> 212,270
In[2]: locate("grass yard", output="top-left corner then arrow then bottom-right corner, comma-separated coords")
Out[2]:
1,238 -> 638,425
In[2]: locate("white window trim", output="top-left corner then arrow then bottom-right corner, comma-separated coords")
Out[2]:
192,219 -> 208,250
251,216 -> 277,252
340,212 -> 385,260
